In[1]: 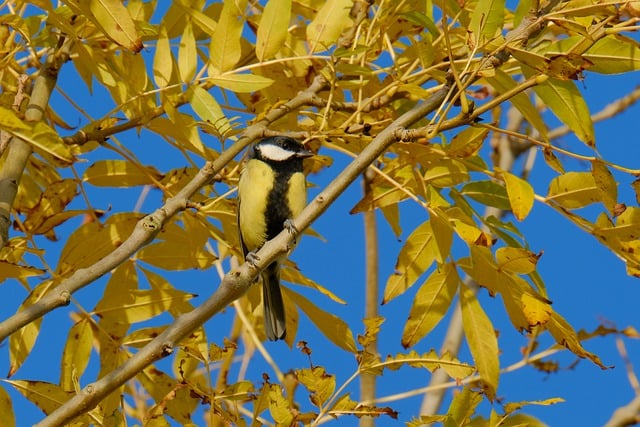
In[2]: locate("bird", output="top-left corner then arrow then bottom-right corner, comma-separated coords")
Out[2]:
237,136 -> 313,340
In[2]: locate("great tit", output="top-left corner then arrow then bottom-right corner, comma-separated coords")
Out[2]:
237,136 -> 313,340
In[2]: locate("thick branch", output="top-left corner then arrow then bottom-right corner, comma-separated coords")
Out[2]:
360,168 -> 379,427
36,85 -> 450,427
0,38 -> 73,248
604,395 -> 640,427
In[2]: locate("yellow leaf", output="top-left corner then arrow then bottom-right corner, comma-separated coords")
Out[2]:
521,293 -> 552,326
83,160 -> 163,187
4,380 -> 82,418
369,350 -> 475,380
430,211 -> 453,263
546,312 -> 608,369
0,260 -> 44,281
0,107 -> 74,164
186,85 -> 232,136
504,397 -> 565,414
546,171 -> 600,209
178,19 -> 197,83
595,206 -> 640,241
591,159 -> 617,214
402,263 -> 459,348
423,158 -> 469,188
460,284 -> 499,400
297,366 -> 335,408
208,72 -> 274,92
503,172 -> 534,221
0,385 -> 16,427
209,0 -> 247,72
8,280 -> 50,377
57,213 -> 140,275
306,0 -> 353,53
287,288 -> 357,353
496,247 -> 539,274
87,0 -> 143,52
256,0 -> 291,60
384,220 -> 438,303
447,126 -> 488,158
137,218 -> 216,270
153,25 -> 173,87
60,317 -> 94,391
268,382 -> 294,426
137,365 -> 199,424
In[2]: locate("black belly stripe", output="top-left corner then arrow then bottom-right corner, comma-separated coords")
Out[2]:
265,169 -> 293,241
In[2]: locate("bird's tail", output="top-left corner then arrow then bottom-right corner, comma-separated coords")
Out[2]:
262,262 -> 286,340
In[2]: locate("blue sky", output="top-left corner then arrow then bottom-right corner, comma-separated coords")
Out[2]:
2,3 -> 640,426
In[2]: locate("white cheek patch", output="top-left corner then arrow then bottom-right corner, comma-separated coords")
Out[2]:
259,144 -> 296,161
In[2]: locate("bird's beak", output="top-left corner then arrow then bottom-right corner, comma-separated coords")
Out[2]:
298,148 -> 314,158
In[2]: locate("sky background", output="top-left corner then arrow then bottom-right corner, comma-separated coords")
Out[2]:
2,2 -> 640,427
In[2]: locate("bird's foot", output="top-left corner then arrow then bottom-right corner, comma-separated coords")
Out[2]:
284,219 -> 298,248
246,251 -> 260,267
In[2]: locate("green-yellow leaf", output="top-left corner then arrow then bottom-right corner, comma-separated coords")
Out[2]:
469,0 -> 505,47
485,69 -> 548,140
288,288 -> 357,353
460,180 -> 511,210
0,107 -> 74,164
496,247 -> 539,274
546,171 -> 600,209
208,73 -> 274,92
460,284 -> 499,400
524,66 -> 594,146
591,159 -> 617,214
256,0 -> 291,60
306,0 -> 353,53
178,19 -> 197,83
209,0 -> 247,72
384,220 -> 438,303
402,263 -> 459,348
549,34 -> 640,74
503,172 -> 535,221
445,386 -> 483,427
83,160 -> 163,187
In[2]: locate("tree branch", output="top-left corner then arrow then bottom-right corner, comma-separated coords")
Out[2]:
0,74 -> 329,344
36,85 -> 450,427
0,38 -> 73,248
